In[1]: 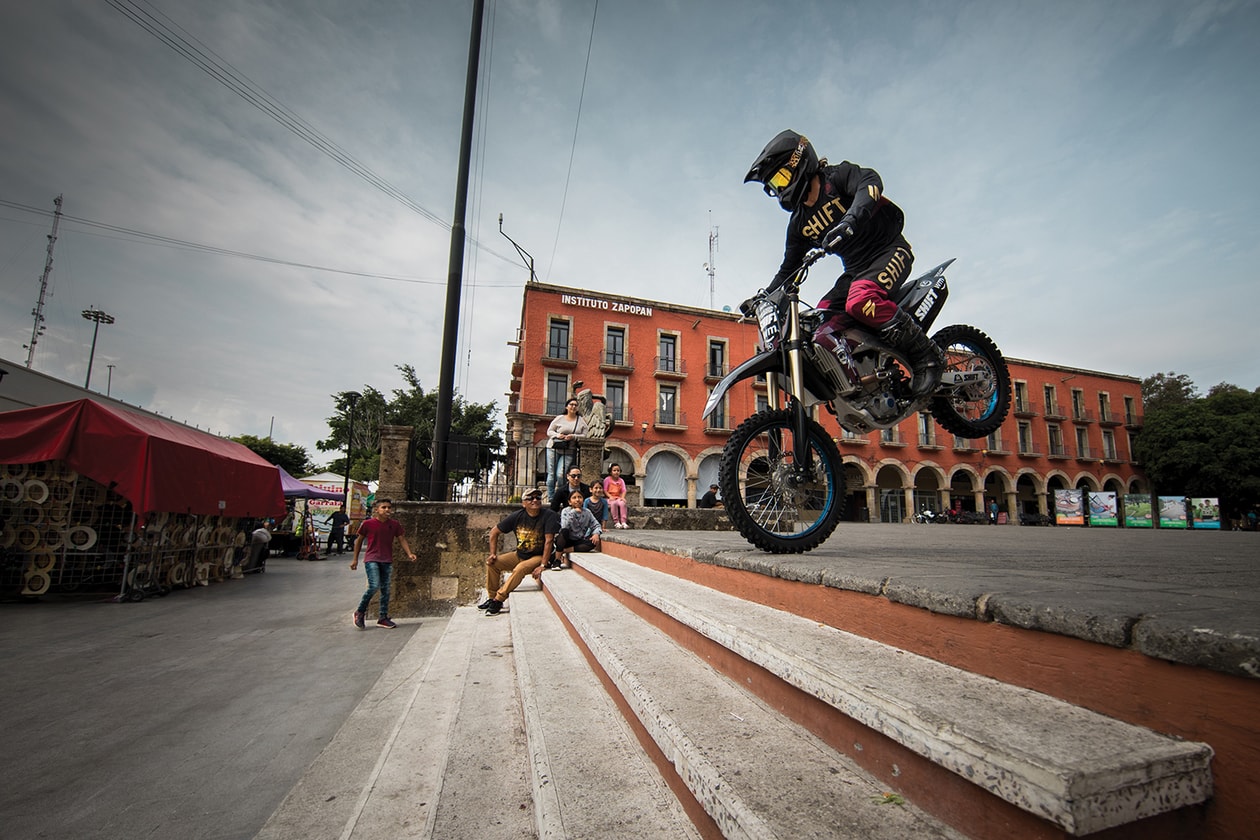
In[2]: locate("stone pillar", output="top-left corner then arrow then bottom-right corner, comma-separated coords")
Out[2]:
577,437 -> 605,490
378,425 -> 412,502
1004,489 -> 1019,525
864,484 -> 878,523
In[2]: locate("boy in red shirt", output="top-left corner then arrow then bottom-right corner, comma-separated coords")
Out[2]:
350,499 -> 416,629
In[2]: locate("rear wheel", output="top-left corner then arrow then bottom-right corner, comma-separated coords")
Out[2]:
719,408 -> 845,554
928,324 -> 1011,438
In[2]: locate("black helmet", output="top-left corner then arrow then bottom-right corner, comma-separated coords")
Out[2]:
744,130 -> 820,211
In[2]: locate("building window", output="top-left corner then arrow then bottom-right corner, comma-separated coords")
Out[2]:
1076,426 -> 1091,459
987,429 -> 1003,451
658,384 -> 678,425
1014,381 -> 1030,413
605,379 -> 626,422
1102,429 -> 1118,460
917,412 -> 935,446
842,427 -> 861,440
1044,384 -> 1059,416
707,340 -> 727,378
1018,421 -> 1034,454
658,334 -> 678,373
1072,388 -> 1088,421
1048,423 -> 1064,456
880,426 -> 899,444
1124,395 -> 1138,425
605,326 -> 625,366
1098,392 -> 1112,423
548,318 -> 570,360
545,373 -> 569,415
755,394 -> 769,413
706,388 -> 727,429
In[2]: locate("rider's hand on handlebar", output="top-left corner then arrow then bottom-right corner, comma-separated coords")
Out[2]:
822,216 -> 857,253
739,297 -> 758,318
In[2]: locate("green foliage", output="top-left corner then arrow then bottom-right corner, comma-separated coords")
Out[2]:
232,434 -> 312,477
1134,373 -> 1260,514
1140,371 -> 1198,414
318,365 -> 502,482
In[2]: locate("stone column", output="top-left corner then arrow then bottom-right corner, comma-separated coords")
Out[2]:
1004,489 -> 1019,525
577,437 -> 605,490
378,425 -> 412,502
864,484 -> 878,523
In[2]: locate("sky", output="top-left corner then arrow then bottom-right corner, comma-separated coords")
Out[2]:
2,0 -> 1258,464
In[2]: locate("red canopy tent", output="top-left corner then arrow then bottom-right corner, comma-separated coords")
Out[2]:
0,399 -> 285,519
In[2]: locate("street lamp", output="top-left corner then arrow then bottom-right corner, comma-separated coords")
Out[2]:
81,307 -> 115,389
342,391 -> 361,499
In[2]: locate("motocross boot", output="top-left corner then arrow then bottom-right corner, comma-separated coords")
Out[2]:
878,309 -> 946,399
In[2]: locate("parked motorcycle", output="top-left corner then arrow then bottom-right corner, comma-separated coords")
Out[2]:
703,249 -> 1011,553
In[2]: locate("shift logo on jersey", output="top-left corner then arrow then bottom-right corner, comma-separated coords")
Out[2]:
875,246 -> 912,290
801,197 -> 849,239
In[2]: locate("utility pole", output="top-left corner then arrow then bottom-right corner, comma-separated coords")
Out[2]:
25,194 -> 64,368
81,307 -> 115,389
431,0 -> 485,502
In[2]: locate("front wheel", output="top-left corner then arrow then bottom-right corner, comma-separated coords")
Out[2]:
928,324 -> 1011,438
719,408 -> 845,554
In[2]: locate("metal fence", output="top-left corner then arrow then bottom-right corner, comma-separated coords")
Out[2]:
409,438 -> 583,503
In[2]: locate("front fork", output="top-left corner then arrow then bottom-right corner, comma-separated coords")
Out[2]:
780,297 -> 816,475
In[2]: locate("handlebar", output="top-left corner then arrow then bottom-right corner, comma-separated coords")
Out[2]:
752,248 -> 828,307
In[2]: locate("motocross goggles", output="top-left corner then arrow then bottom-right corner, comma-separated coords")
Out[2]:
763,167 -> 793,198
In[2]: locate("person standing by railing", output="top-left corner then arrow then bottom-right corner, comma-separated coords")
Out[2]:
545,398 -> 589,497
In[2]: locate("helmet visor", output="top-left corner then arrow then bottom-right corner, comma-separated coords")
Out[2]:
764,166 -> 793,198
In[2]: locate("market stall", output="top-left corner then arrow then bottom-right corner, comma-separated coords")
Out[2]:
0,399 -> 285,599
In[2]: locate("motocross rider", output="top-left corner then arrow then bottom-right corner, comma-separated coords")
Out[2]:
744,129 -> 945,398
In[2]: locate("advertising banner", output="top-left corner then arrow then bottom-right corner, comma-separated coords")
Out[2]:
1158,495 -> 1188,529
1122,494 -> 1154,528
1087,492 -> 1118,527
1190,497 -> 1221,529
1054,489 -> 1085,526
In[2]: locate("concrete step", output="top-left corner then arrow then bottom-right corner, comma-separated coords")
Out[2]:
558,553 -> 1214,837
539,566 -> 967,839
256,608 -> 533,839
507,579 -> 702,838
258,579 -> 702,840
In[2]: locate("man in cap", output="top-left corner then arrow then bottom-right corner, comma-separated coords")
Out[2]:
479,487 -> 559,616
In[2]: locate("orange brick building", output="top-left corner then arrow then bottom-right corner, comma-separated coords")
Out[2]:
504,281 -> 1148,521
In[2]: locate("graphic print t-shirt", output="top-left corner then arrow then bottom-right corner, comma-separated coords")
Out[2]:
496,508 -> 560,557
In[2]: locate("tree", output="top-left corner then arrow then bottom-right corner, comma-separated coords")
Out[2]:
1134,375 -> 1260,516
233,434 -> 312,477
1141,371 -> 1198,414
318,365 -> 502,484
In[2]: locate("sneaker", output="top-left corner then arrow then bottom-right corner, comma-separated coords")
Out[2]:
352,611 -> 365,629
483,598 -> 504,616
477,598 -> 496,610
377,617 -> 397,629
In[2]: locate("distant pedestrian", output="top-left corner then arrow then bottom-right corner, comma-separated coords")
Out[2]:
989,499 -> 999,524
699,484 -> 720,509
327,505 -> 351,554
480,487 -> 558,616
350,499 -> 416,629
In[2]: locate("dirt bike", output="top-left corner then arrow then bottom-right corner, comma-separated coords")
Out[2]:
703,249 -> 1011,553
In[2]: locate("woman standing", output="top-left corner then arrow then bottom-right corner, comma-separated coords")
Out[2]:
546,398 -> 588,496
602,463 -> 629,529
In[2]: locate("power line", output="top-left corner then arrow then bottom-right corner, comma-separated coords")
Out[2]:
102,0 -> 517,267
546,0 -> 600,282
0,197 -> 521,288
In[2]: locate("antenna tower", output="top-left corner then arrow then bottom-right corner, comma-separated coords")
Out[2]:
704,217 -> 719,309
25,194 -> 64,368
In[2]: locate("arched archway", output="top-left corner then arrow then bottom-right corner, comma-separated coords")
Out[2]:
643,450 -> 687,506
842,459 -> 869,521
875,463 -> 910,523
912,464 -> 946,515
948,468 -> 979,512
